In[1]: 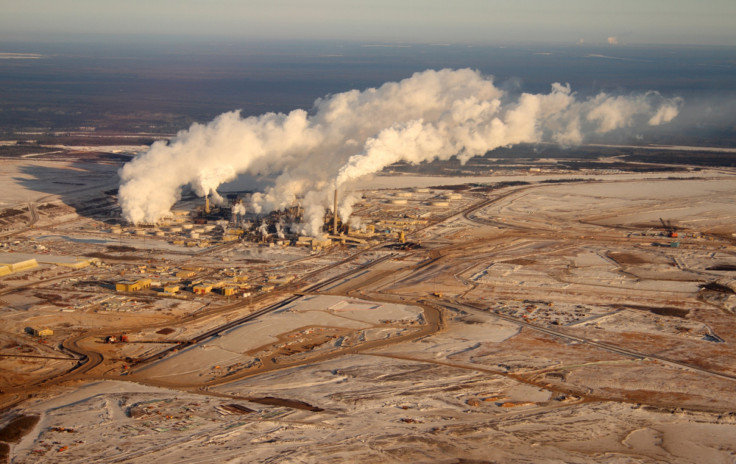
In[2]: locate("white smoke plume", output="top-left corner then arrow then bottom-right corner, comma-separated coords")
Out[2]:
338,192 -> 361,226
258,221 -> 268,239
232,202 -> 246,217
231,202 -> 246,226
118,68 -> 681,235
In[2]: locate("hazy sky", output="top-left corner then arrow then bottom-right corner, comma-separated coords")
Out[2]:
2,0 -> 735,46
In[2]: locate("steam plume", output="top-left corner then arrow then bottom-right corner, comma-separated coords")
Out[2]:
118,68 -> 681,235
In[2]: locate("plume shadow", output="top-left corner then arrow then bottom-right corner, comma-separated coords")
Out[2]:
14,156 -> 122,222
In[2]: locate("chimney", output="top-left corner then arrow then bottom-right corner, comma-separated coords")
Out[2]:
205,194 -> 210,214
333,188 -> 339,235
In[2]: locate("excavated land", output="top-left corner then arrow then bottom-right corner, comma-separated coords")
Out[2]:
2,151 -> 736,463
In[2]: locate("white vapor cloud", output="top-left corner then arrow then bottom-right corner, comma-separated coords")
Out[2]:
118,68 -> 681,235
648,98 -> 683,125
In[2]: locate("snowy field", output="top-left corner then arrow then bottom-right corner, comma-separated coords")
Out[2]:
3,169 -> 736,463
133,295 -> 425,385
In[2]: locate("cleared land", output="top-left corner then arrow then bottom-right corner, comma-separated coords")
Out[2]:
1,148 -> 736,463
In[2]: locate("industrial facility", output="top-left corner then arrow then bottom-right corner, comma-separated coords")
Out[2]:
97,185 -> 458,252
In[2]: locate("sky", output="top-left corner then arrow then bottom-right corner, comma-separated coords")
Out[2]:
1,0 -> 735,46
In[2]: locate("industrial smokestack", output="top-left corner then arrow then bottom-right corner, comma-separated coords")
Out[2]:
333,188 -> 339,235
205,194 -> 211,214
117,69 -> 683,232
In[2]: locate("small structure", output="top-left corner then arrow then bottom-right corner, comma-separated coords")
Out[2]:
106,334 -> 129,343
192,283 -> 213,295
30,327 -> 53,337
268,275 -> 294,285
221,285 -> 239,297
163,284 -> 180,294
115,278 -> 152,292
297,236 -> 333,251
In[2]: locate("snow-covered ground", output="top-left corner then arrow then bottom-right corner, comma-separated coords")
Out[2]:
133,295 -> 425,385
3,168 -> 736,463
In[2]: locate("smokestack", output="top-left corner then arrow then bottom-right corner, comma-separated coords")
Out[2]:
205,194 -> 210,214
117,69 -> 683,229
333,188 -> 339,235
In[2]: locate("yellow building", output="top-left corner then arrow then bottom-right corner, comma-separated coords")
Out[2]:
32,328 -> 53,337
57,259 -> 91,269
115,278 -> 152,292
192,283 -> 213,295
221,286 -> 239,296
269,275 -> 294,285
0,253 -> 90,273
176,270 -> 196,279
163,284 -> 180,294
0,257 -> 38,273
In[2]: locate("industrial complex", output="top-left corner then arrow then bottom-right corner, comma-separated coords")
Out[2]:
1,143 -> 736,463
